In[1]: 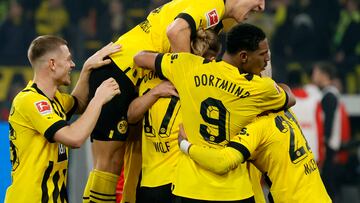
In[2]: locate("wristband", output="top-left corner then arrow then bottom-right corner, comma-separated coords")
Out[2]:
180,139 -> 191,155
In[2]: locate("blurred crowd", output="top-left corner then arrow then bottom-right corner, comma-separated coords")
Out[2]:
0,0 -> 359,120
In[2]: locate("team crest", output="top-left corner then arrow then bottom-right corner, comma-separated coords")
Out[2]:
34,100 -> 52,115
117,119 -> 128,134
206,9 -> 219,28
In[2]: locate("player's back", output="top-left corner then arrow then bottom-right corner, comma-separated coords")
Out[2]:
110,0 -> 225,81
248,110 -> 331,202
139,70 -> 182,188
160,53 -> 288,200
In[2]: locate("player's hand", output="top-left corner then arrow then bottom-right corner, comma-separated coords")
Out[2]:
178,123 -> 192,155
94,77 -> 120,105
83,42 -> 122,70
151,81 -> 179,98
178,123 -> 188,145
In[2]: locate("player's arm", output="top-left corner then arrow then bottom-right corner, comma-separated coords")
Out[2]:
127,81 -> 178,124
54,78 -> 120,148
167,18 -> 192,52
178,124 -> 245,175
72,42 -> 121,113
133,51 -> 160,71
278,83 -> 296,108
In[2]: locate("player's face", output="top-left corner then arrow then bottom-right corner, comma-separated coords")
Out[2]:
243,39 -> 269,76
231,0 -> 265,22
53,45 -> 75,86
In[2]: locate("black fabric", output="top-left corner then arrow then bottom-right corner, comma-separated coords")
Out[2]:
88,58 -> 137,141
136,184 -> 174,203
229,142 -> 251,162
44,120 -> 68,143
65,96 -> 78,121
175,13 -> 197,40
155,53 -> 165,80
321,92 -> 338,141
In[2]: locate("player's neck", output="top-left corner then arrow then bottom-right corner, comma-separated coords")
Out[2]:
33,75 -> 57,100
222,53 -> 239,68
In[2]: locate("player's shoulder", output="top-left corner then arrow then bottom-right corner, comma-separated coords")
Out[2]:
13,87 -> 44,107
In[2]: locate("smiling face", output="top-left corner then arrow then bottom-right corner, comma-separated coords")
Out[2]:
52,45 -> 75,86
242,39 -> 270,76
226,0 -> 265,22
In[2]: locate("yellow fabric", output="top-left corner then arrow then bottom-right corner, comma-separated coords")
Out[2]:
35,1 -> 69,35
5,81 -> 76,203
83,171 -> 95,203
248,163 -> 266,203
158,53 -> 287,200
230,111 -> 331,202
90,170 -> 118,203
138,70 -> 182,187
110,0 -> 225,85
121,136 -> 142,203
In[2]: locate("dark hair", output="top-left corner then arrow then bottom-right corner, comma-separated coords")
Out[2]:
27,35 -> 67,64
313,61 -> 337,80
191,29 -> 220,58
226,23 -> 266,54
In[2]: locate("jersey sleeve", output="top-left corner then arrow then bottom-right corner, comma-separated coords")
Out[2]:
228,119 -> 265,161
20,94 -> 67,143
155,52 -> 200,86
188,144 -> 244,174
175,0 -> 225,38
256,78 -> 288,112
57,92 -> 78,119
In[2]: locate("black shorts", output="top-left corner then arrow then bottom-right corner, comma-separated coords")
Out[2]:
88,59 -> 137,141
173,196 -> 255,203
136,183 -> 174,203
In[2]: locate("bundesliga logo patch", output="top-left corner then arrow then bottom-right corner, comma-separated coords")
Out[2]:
206,9 -> 219,28
35,100 -> 52,115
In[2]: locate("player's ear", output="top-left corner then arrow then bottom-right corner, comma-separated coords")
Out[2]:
239,51 -> 247,63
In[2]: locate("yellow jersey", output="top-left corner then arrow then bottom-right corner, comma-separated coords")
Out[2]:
156,53 -> 288,200
230,110 -> 331,203
5,81 -> 77,203
139,70 -> 182,187
110,0 -> 226,85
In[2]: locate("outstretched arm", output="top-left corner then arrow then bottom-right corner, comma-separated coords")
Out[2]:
72,42 -> 121,113
127,81 -> 178,124
133,51 -> 160,71
178,124 -> 245,175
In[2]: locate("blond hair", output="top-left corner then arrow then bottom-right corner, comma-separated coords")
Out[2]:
191,29 -> 220,58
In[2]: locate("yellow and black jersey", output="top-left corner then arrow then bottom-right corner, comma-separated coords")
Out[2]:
139,70 -> 182,187
110,0 -> 226,85
156,53 -> 288,200
230,110 -> 331,203
5,81 -> 77,203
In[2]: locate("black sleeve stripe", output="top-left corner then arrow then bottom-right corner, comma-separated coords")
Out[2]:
229,141 -> 251,162
44,120 -> 68,143
66,96 -> 78,120
155,53 -> 166,80
175,13 -> 197,40
279,91 -> 289,111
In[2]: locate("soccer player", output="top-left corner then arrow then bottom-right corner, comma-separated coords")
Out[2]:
5,35 -> 121,203
133,23 -> 295,202
127,29 -> 220,203
85,0 -> 266,201
178,109 -> 332,203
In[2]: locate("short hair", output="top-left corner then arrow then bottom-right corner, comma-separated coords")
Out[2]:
313,61 -> 337,80
191,29 -> 220,58
226,23 -> 266,54
27,35 -> 67,65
